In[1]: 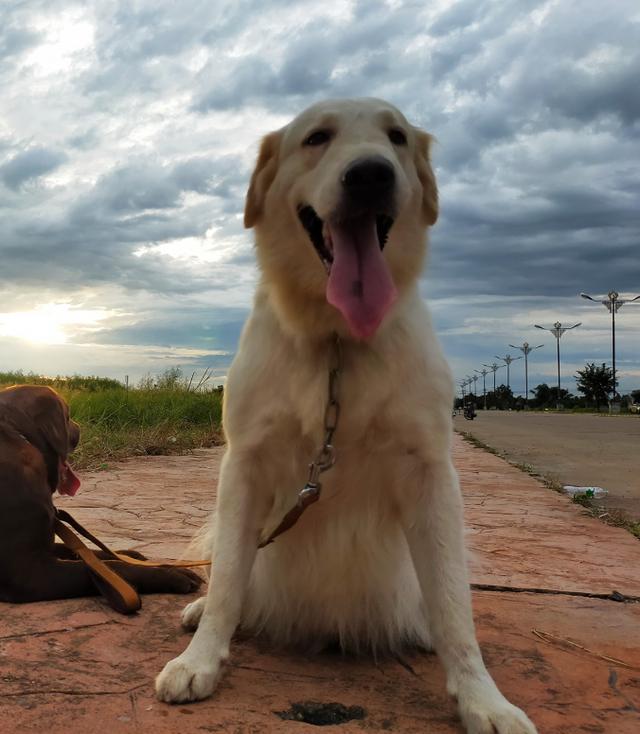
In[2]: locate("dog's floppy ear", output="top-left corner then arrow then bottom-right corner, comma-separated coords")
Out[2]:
244,131 -> 282,228
35,393 -> 70,462
414,130 -> 438,226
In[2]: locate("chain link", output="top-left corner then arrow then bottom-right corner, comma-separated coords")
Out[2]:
303,334 -> 341,492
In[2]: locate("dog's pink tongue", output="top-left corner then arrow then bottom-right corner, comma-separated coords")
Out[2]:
57,459 -> 81,496
326,217 -> 397,340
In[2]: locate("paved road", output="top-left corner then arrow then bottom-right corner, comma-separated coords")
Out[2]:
454,410 -> 640,518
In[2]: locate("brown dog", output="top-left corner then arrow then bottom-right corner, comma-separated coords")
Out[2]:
0,385 -> 201,604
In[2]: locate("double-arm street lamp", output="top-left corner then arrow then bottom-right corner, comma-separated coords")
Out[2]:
509,342 -> 544,408
534,321 -> 581,408
469,373 -> 480,398
494,353 -> 522,392
458,379 -> 468,406
580,291 -> 640,400
482,362 -> 506,392
475,367 -> 489,410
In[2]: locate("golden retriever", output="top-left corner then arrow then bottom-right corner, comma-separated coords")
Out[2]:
155,98 -> 536,734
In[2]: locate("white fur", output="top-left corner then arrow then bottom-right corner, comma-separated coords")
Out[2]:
155,99 -> 537,734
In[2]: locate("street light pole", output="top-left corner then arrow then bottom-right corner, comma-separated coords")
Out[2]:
482,362 -> 505,392
509,342 -> 544,408
475,368 -> 489,410
495,354 -> 523,392
458,379 -> 467,408
468,374 -> 480,398
534,321 -> 581,409
580,291 -> 640,400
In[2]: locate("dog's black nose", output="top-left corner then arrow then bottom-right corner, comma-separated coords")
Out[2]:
341,156 -> 395,208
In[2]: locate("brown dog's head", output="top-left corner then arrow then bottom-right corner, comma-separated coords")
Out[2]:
244,98 -> 438,341
0,385 -> 81,495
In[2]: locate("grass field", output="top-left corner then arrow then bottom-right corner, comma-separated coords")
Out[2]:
0,370 -> 224,470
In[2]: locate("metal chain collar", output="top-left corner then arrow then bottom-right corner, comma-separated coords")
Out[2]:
258,333 -> 341,548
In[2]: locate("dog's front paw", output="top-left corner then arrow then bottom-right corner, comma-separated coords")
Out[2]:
457,679 -> 537,734
155,653 -> 221,703
181,596 -> 206,630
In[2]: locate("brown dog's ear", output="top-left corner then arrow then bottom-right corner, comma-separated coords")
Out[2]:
244,131 -> 282,228
35,393 -> 70,461
414,130 -> 438,226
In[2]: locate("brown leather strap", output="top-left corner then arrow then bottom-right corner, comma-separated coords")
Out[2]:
258,484 -> 321,548
54,518 -> 142,614
55,509 -> 211,568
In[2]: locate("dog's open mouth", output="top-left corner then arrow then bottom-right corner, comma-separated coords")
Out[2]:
57,458 -> 81,496
297,205 -> 398,340
298,205 -> 394,274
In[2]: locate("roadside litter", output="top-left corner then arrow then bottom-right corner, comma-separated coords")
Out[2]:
563,485 -> 608,498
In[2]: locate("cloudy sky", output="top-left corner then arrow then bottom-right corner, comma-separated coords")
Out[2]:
1,0 -> 639,395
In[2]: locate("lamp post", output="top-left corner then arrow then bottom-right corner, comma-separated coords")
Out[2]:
482,362 -> 505,392
580,291 -> 640,400
509,342 -> 544,408
466,374 -> 479,400
458,379 -> 468,409
534,321 -> 581,409
494,353 -> 523,392
475,367 -> 489,410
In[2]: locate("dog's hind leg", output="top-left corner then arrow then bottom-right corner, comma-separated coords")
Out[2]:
1,556 -> 100,602
155,449 -> 270,703
401,459 -> 537,734
1,554 -> 201,603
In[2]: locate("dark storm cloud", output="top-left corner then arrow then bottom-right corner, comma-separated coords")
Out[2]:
194,0 -> 424,112
0,148 -> 249,293
0,147 -> 67,189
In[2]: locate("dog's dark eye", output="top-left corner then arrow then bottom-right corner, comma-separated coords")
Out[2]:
388,128 -> 407,146
304,130 -> 332,147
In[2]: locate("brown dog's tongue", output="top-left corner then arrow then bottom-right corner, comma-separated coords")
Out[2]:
326,216 -> 397,340
57,459 -> 81,496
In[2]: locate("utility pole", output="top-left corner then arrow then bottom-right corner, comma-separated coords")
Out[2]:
509,342 -> 544,409
580,291 -> 640,401
534,321 -> 581,409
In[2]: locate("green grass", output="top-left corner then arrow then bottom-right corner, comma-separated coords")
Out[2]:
1,371 -> 224,471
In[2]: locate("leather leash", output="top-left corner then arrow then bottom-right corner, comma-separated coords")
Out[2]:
55,509 -> 211,568
54,509 -> 210,615
54,515 -> 142,614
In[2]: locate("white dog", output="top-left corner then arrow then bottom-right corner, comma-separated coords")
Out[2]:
155,98 -> 537,734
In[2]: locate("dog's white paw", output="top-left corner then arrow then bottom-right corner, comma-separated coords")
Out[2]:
457,680 -> 537,734
155,653 -> 221,703
181,596 -> 206,631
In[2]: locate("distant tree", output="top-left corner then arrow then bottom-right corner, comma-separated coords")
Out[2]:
631,389 -> 640,403
494,384 -> 514,410
484,385 -> 514,410
575,363 -> 614,412
529,383 -> 574,409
